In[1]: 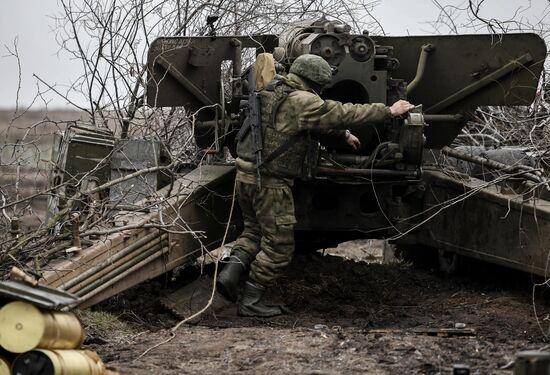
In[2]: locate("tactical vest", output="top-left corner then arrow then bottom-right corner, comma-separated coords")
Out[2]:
236,81 -> 318,179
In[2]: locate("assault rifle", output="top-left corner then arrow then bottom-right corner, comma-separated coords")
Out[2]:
248,68 -> 263,188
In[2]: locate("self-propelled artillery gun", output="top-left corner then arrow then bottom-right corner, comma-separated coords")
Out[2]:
39,19 -> 549,307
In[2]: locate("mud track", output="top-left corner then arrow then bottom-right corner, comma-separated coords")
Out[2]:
87,250 -> 550,374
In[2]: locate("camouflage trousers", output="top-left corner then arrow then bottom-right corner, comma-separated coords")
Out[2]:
231,180 -> 296,287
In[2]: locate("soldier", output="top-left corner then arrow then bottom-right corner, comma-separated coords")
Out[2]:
217,54 -> 414,317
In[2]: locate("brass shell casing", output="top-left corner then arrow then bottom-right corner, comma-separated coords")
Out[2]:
0,356 -> 10,375
12,349 -> 106,375
0,301 -> 85,353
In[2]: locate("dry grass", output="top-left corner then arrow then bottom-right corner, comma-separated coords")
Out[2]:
77,309 -> 139,345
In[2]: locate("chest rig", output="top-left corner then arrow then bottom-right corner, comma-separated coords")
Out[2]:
237,80 -> 318,179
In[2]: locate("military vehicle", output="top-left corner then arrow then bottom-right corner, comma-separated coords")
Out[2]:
39,19 -> 549,307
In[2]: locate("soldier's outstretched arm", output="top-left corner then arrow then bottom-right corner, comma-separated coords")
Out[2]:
298,94 -> 413,131
320,100 -> 391,128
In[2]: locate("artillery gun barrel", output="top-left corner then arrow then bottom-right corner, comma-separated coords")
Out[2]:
441,146 -> 546,186
423,114 -> 463,123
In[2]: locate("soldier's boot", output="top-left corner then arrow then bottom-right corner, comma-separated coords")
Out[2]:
237,281 -> 286,318
216,254 -> 247,302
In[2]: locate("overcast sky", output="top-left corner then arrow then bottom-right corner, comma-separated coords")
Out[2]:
0,0 -> 548,109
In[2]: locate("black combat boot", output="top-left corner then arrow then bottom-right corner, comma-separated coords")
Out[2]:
237,281 -> 285,317
216,254 -> 247,302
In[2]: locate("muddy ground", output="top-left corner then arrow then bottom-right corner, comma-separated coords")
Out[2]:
82,244 -> 550,374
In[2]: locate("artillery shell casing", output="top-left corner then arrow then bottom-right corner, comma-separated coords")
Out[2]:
12,349 -> 106,375
0,356 -> 10,375
0,301 -> 85,353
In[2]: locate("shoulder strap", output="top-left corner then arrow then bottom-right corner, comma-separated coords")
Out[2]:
260,133 -> 302,166
269,85 -> 295,128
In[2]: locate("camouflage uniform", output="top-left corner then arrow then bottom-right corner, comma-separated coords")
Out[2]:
234,71 -> 391,287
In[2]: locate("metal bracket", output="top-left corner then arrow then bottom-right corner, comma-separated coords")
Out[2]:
407,43 -> 435,94
156,55 -> 214,106
427,53 -> 533,113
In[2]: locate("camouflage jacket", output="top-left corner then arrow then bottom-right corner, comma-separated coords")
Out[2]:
236,73 -> 392,186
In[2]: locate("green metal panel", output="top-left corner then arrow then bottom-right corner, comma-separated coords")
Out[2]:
375,33 -> 547,148
146,35 -> 278,109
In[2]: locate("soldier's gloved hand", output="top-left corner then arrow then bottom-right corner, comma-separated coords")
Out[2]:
345,131 -> 361,150
390,100 -> 415,117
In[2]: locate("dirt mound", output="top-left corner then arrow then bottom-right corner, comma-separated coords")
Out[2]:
87,252 -> 550,374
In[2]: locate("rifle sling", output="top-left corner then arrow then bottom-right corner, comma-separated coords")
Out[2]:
260,133 -> 302,166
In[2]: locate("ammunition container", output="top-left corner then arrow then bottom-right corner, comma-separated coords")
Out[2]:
0,356 -> 10,375
12,349 -> 105,375
0,301 -> 84,353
